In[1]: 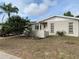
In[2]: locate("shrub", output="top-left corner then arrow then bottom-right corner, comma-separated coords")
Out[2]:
1,16 -> 31,36
56,31 -> 65,36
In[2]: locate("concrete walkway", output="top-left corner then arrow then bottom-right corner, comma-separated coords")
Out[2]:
0,35 -> 20,40
0,51 -> 21,59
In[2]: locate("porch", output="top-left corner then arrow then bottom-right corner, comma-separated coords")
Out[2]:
32,22 -> 49,38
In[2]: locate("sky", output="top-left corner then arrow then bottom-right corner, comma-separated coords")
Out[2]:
0,0 -> 79,22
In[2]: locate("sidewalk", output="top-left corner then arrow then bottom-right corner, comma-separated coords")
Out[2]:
0,51 -> 21,59
0,35 -> 20,39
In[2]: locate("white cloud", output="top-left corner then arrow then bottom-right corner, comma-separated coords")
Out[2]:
24,0 -> 57,16
0,0 -> 57,16
43,0 -> 57,6
24,3 -> 48,15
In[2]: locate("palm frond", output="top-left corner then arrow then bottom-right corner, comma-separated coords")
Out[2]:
0,11 -> 3,14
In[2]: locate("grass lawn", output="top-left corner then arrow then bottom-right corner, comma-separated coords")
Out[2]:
0,36 -> 79,59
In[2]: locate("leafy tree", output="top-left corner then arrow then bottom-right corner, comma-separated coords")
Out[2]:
76,15 -> 79,18
0,3 -> 19,19
64,11 -> 74,17
1,23 -> 11,36
1,15 -> 31,36
23,17 -> 32,36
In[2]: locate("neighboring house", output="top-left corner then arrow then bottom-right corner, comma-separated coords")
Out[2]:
32,16 -> 79,38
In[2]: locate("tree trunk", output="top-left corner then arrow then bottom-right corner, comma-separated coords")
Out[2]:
2,15 -> 5,23
8,13 -> 10,19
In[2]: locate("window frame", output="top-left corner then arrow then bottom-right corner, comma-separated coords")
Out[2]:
69,22 -> 73,34
50,23 -> 54,33
35,25 -> 39,30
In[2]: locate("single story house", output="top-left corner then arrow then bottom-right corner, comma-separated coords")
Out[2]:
32,16 -> 79,38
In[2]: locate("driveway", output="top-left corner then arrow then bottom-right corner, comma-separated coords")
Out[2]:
0,51 -> 21,59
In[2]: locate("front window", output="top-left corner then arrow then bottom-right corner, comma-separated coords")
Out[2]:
35,25 -> 39,30
44,24 -> 47,28
69,22 -> 73,34
51,23 -> 54,33
35,24 -> 41,30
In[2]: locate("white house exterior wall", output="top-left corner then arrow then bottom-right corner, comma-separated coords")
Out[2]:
34,30 -> 45,38
45,17 -> 79,37
78,21 -> 79,36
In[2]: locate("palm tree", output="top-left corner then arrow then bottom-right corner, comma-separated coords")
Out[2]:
0,11 -> 4,23
0,3 -> 19,19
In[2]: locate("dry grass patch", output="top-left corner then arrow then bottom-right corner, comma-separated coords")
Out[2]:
0,36 -> 79,59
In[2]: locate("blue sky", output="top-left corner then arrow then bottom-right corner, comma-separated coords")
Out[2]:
0,0 -> 79,22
